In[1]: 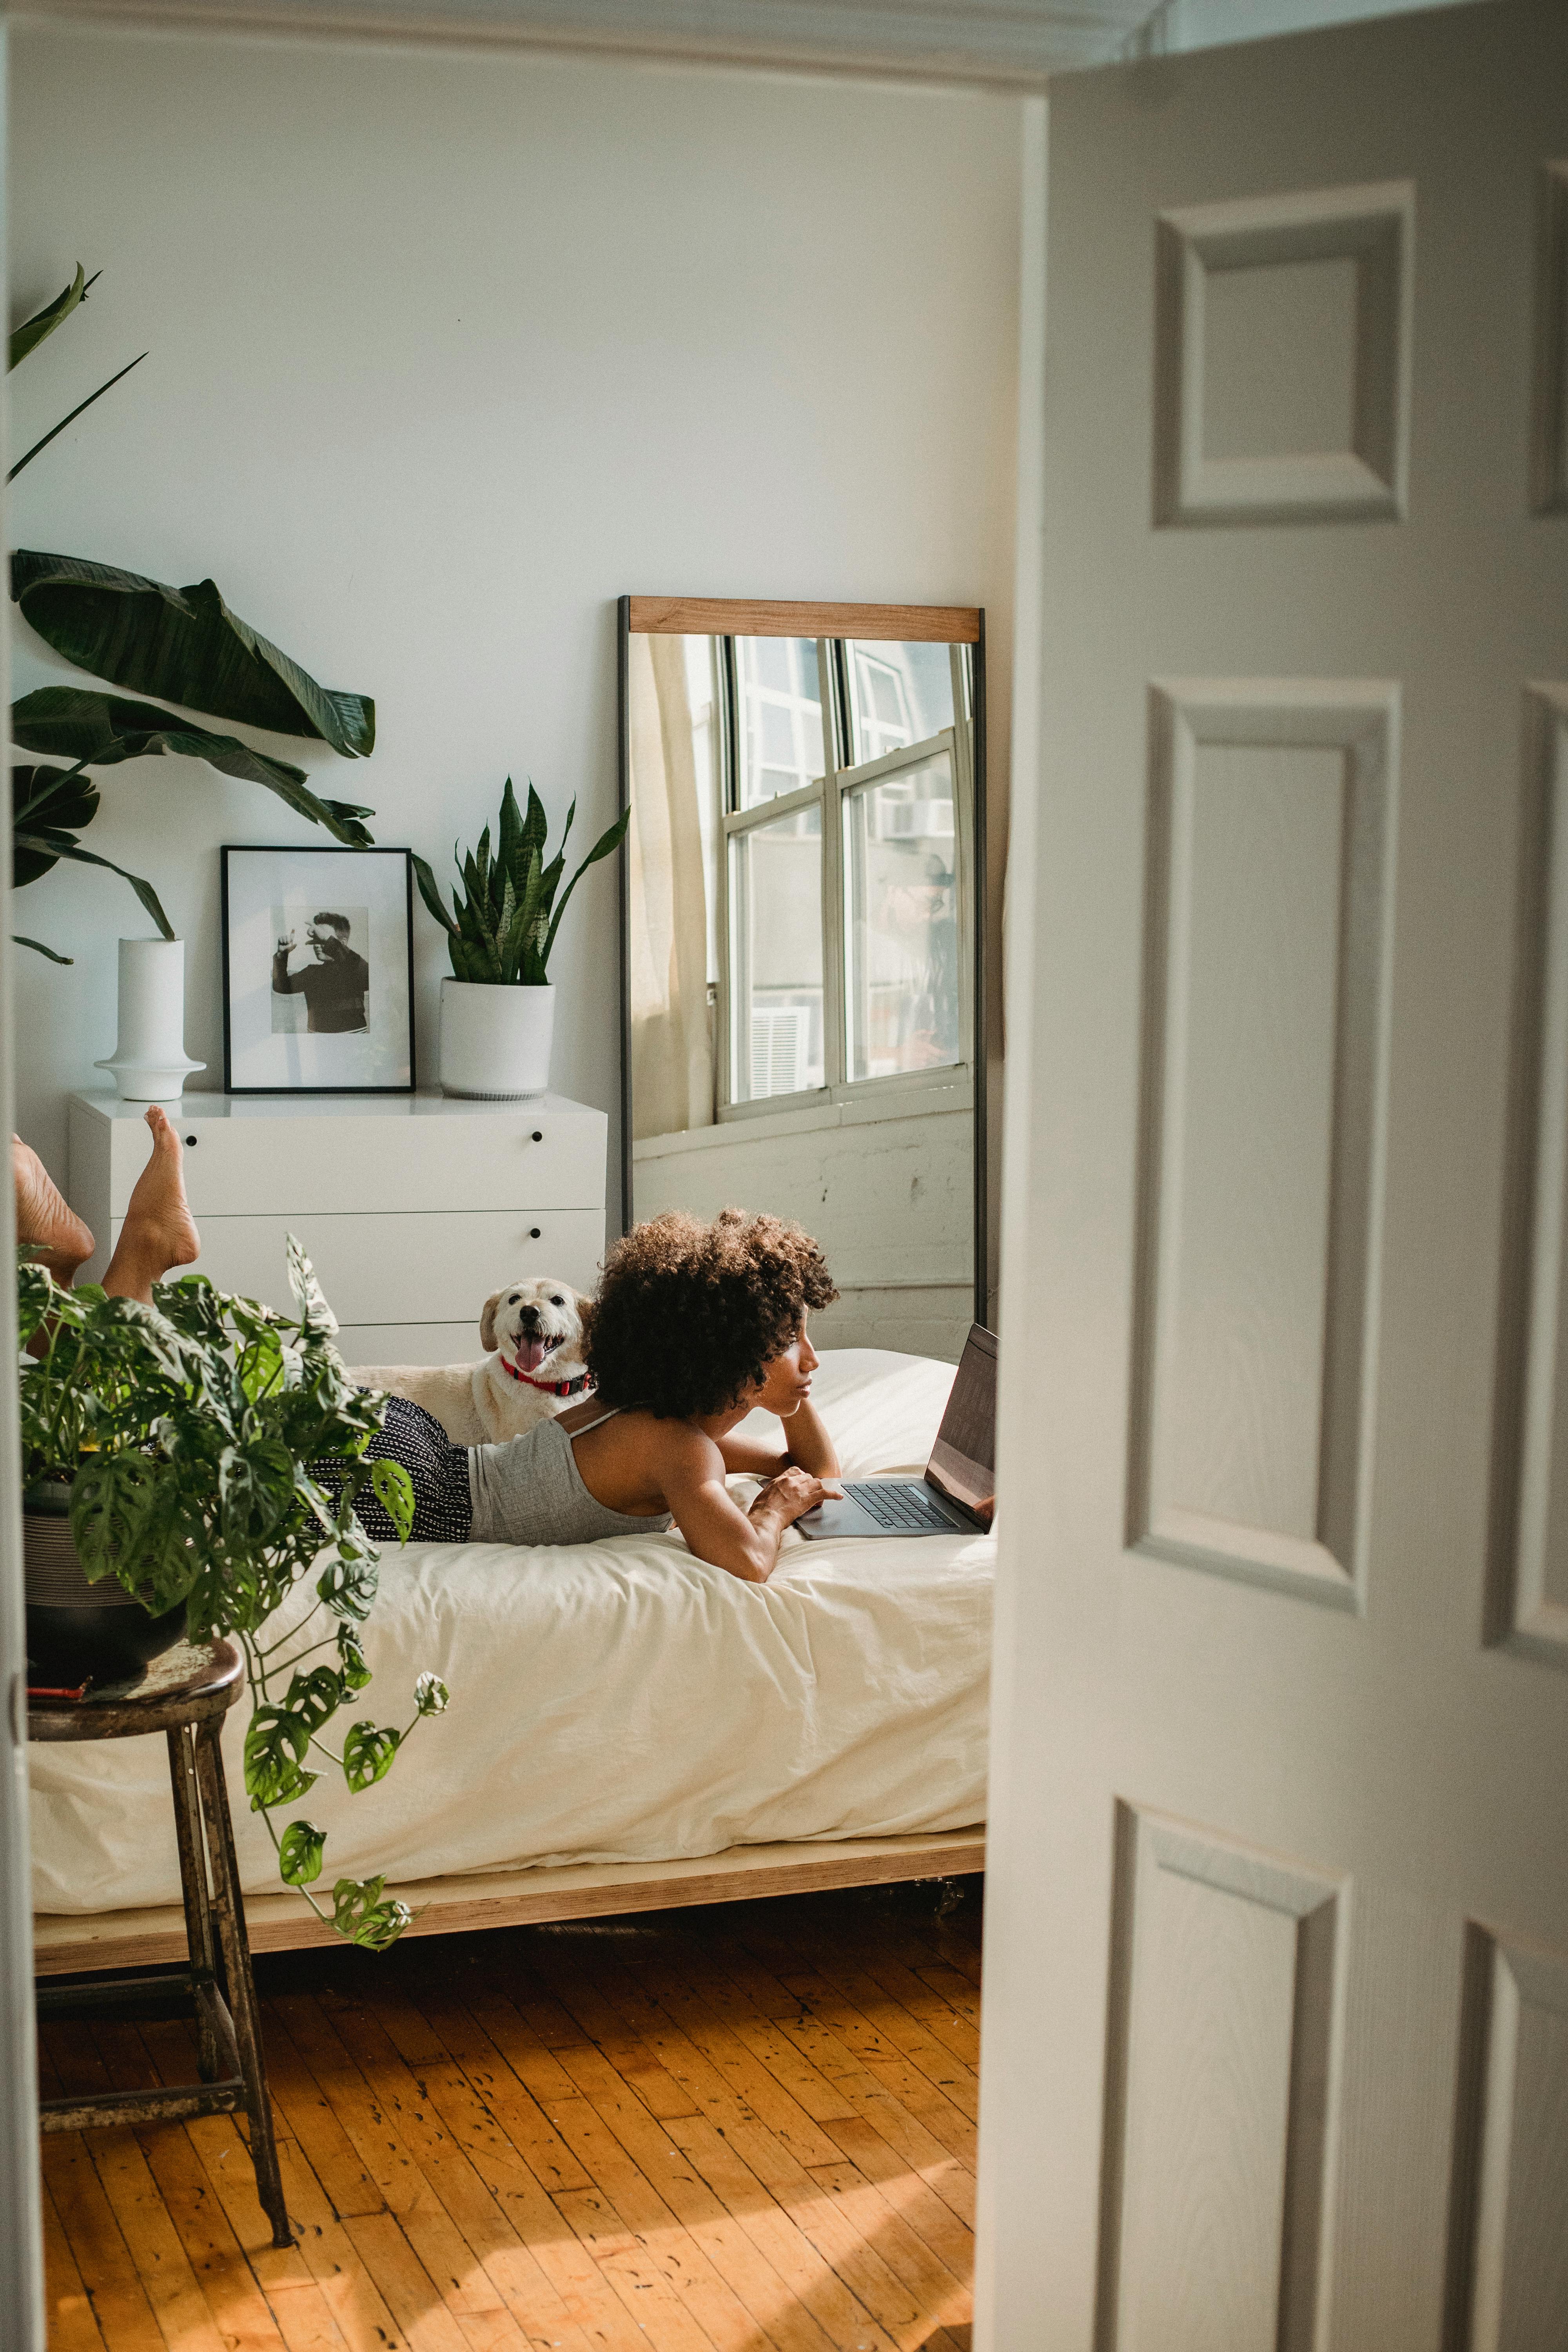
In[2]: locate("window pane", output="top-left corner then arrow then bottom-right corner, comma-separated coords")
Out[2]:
844,747 -> 960,1082
730,802 -> 824,1101
736,636 -> 823,809
847,641 -> 956,765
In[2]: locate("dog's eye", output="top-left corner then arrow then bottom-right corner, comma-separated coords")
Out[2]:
508,1294 -> 519,1305
551,1295 -> 565,1307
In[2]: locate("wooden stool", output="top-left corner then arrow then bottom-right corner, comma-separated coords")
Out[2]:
29,1639 -> 292,2247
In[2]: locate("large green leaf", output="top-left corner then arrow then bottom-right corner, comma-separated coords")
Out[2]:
9,267 -> 91,370
13,826 -> 173,939
12,553 -> 376,757
8,354 -> 146,485
12,687 -> 374,844
12,763 -> 99,880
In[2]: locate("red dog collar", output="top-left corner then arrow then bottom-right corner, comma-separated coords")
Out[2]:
498,1356 -> 593,1399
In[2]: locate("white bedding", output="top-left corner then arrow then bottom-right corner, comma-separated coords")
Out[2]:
30,1348 -> 991,1915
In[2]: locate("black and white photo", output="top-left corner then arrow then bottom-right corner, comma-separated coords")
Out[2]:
221,847 -> 414,1092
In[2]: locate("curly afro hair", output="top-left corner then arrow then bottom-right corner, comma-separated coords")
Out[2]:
584,1207 -> 838,1419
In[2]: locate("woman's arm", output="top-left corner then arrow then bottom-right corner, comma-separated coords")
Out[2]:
662,1434 -> 839,1582
717,1398 -> 841,1481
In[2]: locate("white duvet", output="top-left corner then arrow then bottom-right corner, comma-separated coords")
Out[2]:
31,1349 -> 992,1914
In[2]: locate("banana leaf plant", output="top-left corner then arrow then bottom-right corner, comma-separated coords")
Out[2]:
413,776 -> 629,985
8,271 -> 378,963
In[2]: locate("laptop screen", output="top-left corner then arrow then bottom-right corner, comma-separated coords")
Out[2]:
925,1324 -> 997,1525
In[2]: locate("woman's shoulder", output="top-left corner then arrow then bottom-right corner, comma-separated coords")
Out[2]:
568,1403 -> 717,1465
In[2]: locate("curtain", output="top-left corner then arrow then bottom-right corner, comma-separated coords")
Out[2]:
628,632 -> 715,1141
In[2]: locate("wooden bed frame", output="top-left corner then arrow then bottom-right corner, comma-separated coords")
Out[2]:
33,1827 -> 984,1976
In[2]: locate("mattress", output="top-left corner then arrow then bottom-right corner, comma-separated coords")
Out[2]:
30,1347 -> 992,1915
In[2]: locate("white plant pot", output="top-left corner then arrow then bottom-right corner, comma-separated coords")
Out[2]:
440,979 -> 555,1098
94,938 -> 205,1103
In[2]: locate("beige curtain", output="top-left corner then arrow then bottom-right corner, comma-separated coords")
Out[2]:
628,633 -> 714,1141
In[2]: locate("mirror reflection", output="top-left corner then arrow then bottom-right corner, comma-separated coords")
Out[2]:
622,602 -> 983,1361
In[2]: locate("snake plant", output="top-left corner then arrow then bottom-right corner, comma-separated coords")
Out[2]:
414,775 -> 629,984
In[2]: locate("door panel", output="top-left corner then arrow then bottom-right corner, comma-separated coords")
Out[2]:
1130,683 -> 1396,1608
1100,1808 -> 1343,2352
978,7 -> 1568,2347
1489,684 -> 1568,1665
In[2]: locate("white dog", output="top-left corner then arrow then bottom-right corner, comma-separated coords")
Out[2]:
348,1277 -> 593,1446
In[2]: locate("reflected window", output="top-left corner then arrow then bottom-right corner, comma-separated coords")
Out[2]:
729,802 -> 825,1101
737,636 -> 824,808
630,622 -> 971,1132
844,746 -> 960,1082
847,640 -> 955,764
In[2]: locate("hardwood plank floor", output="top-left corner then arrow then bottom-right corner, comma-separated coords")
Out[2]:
40,1878 -> 981,2352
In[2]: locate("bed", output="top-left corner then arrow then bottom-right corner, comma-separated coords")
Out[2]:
31,1348 -> 991,1974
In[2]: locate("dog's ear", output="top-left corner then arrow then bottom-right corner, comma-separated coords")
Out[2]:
479,1290 -> 503,1354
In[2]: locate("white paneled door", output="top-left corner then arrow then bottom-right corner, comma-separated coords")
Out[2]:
979,7 -> 1568,2348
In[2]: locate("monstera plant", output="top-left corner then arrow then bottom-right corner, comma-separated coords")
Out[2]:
9,268 -> 377,963
18,1240 -> 446,1949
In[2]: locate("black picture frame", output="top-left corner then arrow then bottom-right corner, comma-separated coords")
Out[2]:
220,844 -> 417,1096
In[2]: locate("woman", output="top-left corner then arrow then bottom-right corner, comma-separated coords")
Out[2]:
14,1121 -> 842,1581
356,1207 -> 845,1580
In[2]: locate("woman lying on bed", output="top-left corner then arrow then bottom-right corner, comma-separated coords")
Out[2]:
348,1206 -> 845,1580
12,1118 -> 842,1583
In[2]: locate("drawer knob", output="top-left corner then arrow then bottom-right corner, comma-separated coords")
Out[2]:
530,1227 -> 541,1240
531,1130 -> 543,1143
185,1135 -> 198,1147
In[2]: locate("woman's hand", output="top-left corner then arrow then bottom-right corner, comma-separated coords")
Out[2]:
662,1437 -> 842,1583
750,1464 -> 841,1533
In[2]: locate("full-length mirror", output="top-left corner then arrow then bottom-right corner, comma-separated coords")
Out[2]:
620,597 -> 985,1359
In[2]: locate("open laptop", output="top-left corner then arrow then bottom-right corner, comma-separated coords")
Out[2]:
797,1323 -> 996,1540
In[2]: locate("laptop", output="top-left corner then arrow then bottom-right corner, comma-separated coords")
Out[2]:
797,1323 -> 996,1540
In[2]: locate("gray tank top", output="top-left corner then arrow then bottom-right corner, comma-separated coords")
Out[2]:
466,1405 -> 675,1547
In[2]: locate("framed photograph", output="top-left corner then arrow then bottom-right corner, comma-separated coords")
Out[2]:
220,845 -> 416,1094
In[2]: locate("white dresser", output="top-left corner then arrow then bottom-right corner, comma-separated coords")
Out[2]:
67,1089 -> 609,1365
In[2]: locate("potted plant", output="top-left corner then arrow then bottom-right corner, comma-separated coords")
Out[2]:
18,1241 -> 448,1949
414,776 -> 628,1098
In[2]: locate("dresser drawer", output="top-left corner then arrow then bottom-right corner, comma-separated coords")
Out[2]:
336,1323 -> 479,1368
79,1097 -> 606,1218
134,1210 -> 607,1325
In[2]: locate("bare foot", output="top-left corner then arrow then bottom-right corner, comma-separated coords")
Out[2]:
12,1134 -> 95,1284
102,1108 -> 201,1303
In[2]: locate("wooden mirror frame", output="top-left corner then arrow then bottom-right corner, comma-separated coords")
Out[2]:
617,594 -> 987,1334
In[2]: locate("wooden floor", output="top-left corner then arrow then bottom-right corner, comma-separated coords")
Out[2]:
38,1876 -> 982,2352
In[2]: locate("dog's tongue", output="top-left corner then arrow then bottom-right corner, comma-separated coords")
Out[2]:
519,1337 -> 550,1374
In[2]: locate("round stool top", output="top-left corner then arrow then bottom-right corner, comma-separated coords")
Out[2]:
28,1639 -> 243,1742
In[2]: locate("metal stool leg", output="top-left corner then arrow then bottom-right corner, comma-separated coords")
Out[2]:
166,1724 -> 225,2082
191,1718 -> 292,2247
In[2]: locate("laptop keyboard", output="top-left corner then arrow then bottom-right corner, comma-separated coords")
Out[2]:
845,1480 -> 958,1531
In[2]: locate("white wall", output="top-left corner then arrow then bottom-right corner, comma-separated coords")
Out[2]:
9,25 -> 1020,1240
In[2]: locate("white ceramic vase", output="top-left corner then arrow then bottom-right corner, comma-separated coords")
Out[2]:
439,979 -> 555,1098
95,938 -> 205,1103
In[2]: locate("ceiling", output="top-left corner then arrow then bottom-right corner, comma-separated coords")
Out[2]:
2,0 -> 1479,83
2,0 -> 1163,82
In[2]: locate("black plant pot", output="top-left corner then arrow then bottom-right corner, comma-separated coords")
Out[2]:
23,1484 -> 185,1688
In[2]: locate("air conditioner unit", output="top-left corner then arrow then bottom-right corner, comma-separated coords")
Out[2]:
750,1005 -> 810,1098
